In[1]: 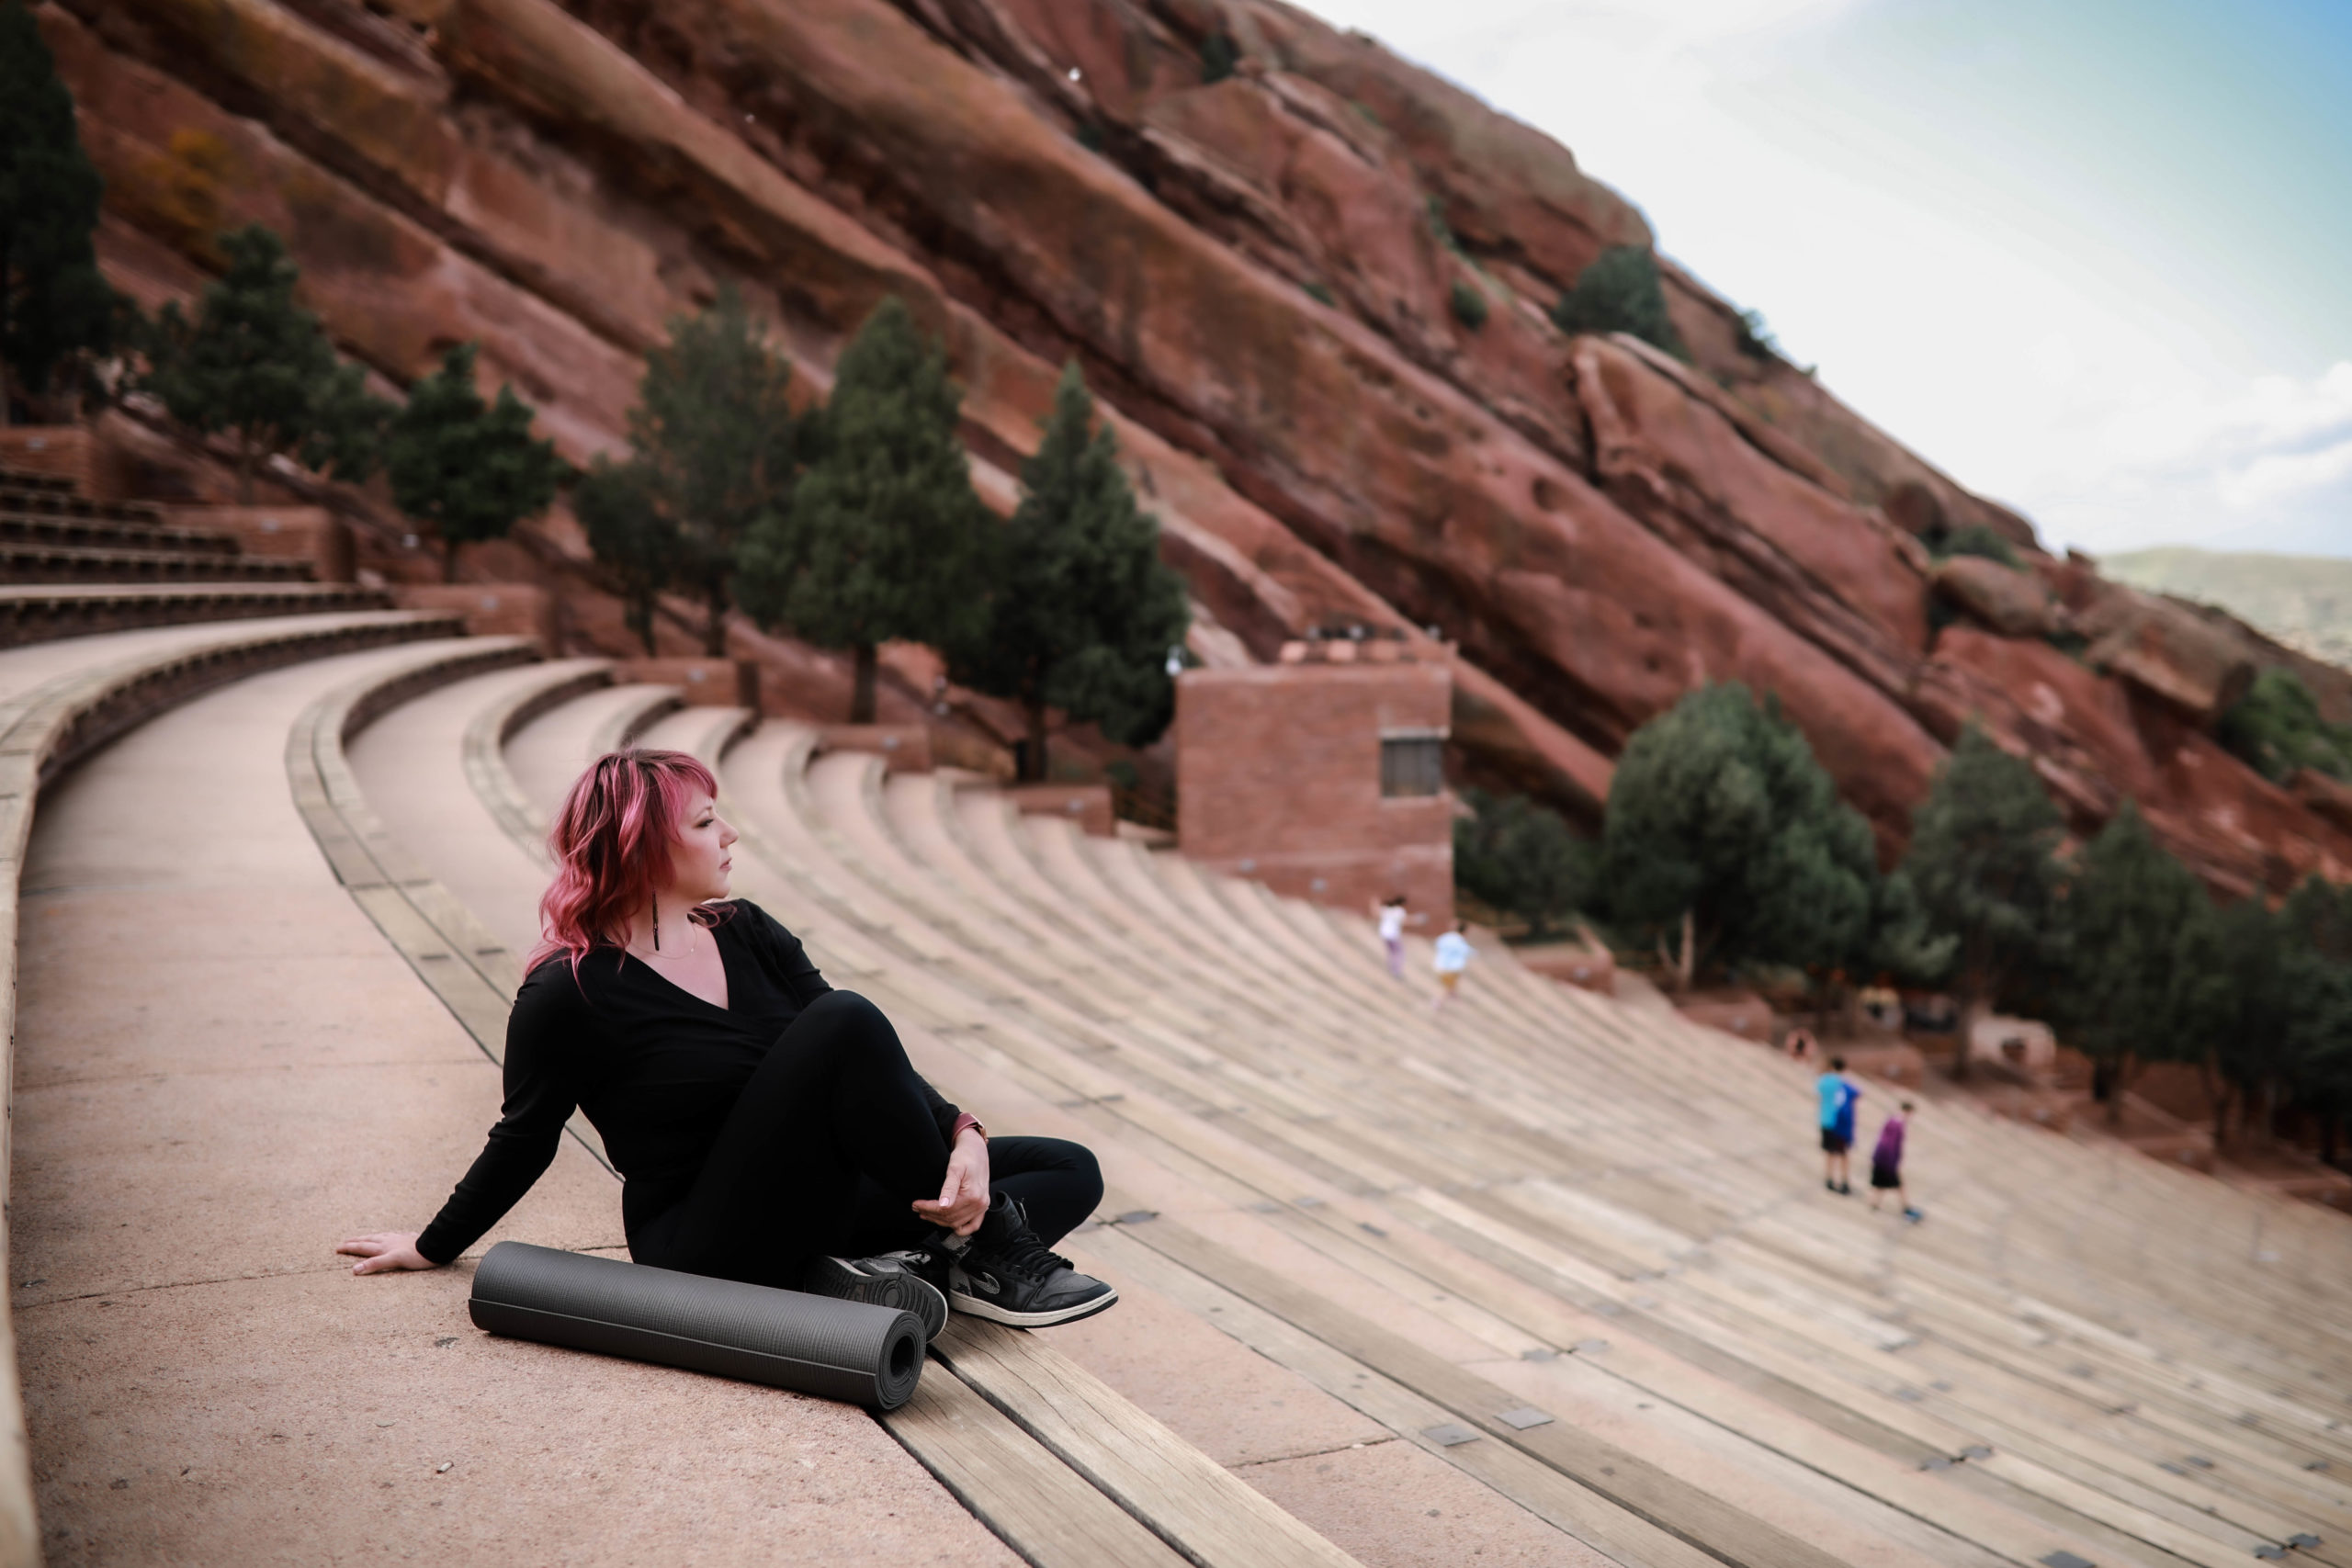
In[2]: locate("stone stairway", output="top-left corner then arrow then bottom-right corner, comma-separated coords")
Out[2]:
6,452 -> 2352,1565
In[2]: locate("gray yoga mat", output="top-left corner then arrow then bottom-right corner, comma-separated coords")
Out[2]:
469,1241 -> 927,1409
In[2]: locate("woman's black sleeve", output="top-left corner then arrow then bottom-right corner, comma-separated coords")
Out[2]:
743,901 -> 833,1006
414,967 -> 584,1265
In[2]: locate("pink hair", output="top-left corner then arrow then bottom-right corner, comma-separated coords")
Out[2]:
530,749 -> 723,976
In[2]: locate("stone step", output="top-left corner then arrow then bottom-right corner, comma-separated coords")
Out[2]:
0,539 -> 314,583
356,666 -> 1384,1568
0,509 -> 242,556
0,479 -> 161,524
0,582 -> 392,649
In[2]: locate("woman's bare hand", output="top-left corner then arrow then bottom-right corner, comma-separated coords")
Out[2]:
912,1128 -> 990,1235
337,1231 -> 439,1275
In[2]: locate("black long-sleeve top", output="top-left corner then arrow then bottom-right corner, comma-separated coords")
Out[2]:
416,900 -> 962,1264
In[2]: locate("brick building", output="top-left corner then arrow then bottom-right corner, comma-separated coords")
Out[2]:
1175,640 -> 1454,927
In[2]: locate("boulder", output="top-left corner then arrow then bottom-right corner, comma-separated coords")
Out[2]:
2076,585 -> 2257,723
1931,555 -> 2070,640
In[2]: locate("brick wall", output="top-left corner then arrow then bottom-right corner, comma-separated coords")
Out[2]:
0,425 -> 125,499
164,506 -> 354,582
1006,784 -> 1114,838
392,583 -> 558,649
1177,660 -> 1454,925
614,658 -> 759,707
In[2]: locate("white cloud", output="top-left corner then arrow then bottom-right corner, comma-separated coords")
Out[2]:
2218,436 -> 2352,512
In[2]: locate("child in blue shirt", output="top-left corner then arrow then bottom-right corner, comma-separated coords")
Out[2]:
1817,1056 -> 1860,1195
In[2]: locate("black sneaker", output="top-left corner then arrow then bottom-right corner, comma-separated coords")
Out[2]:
944,1195 -> 1117,1328
801,1251 -> 949,1342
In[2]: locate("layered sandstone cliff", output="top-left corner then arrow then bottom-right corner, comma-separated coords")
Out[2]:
42,0 -> 2352,895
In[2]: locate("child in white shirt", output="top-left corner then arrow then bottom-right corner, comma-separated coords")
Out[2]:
1373,895 -> 1407,979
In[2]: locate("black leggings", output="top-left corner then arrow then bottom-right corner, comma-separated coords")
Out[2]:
629,990 -> 1102,1287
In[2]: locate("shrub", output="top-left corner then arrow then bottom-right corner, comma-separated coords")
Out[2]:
1925,522 -> 2021,570
1448,280 -> 1487,332
1732,307 -> 1780,362
2217,667 -> 2352,784
1551,246 -> 1686,360
1198,31 -> 1239,85
1453,788 -> 1592,939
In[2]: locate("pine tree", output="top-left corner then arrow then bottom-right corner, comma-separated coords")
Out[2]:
2051,800 -> 2206,1117
1599,682 -> 1887,990
575,455 -> 678,656
624,287 -> 800,655
945,362 -> 1189,779
738,298 -> 989,724
0,0 -> 118,422
141,225 -> 389,502
1898,722 -> 2065,1022
385,342 -> 562,581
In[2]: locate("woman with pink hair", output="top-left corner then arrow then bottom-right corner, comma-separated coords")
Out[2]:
338,749 -> 1115,1337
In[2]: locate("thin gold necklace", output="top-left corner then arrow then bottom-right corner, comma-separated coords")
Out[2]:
630,895 -> 702,961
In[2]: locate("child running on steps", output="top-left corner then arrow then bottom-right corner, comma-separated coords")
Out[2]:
1374,894 -> 1408,979
1430,920 -> 1474,1013
1870,1100 -> 1923,1223
1817,1056 -> 1859,1194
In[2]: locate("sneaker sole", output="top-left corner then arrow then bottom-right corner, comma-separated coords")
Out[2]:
948,1285 -> 1120,1328
805,1257 -> 949,1341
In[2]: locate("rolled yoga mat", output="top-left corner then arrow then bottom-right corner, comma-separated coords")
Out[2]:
469,1241 -> 927,1410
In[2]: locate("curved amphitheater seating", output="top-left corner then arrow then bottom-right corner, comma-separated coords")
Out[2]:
10,447 -> 2352,1563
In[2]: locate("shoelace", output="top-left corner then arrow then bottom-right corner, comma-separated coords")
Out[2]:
987,1227 -> 1072,1283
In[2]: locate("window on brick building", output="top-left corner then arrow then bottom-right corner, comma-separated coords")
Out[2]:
1380,732 -> 1444,797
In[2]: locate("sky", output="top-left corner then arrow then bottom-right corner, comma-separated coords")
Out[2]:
1296,0 -> 2352,559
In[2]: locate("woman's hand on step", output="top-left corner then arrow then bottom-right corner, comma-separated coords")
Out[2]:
912,1128 -> 991,1235
337,1231 -> 438,1275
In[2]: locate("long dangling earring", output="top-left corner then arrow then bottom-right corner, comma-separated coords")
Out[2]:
651,892 -> 661,953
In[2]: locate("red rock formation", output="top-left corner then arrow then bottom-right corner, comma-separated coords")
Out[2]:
37,0 -> 2352,893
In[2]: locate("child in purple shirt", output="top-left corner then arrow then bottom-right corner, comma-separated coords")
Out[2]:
1869,1100 -> 1923,1223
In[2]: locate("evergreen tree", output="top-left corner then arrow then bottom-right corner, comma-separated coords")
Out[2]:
2174,897 -> 2302,1145
385,342 -> 562,581
141,225 -> 389,502
0,0 -> 118,421
1454,787 -> 1593,940
2051,800 -> 2206,1116
945,361 -> 1189,778
739,298 -> 989,724
574,455 -> 677,656
621,287 -> 801,655
1899,722 -> 2065,1020
1551,246 -> 1686,360
2216,668 -> 2352,784
1598,682 -> 1884,989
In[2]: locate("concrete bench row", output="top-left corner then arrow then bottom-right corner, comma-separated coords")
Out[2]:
0,608 -> 478,1562
0,583 -> 390,649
